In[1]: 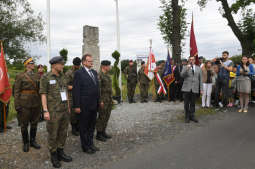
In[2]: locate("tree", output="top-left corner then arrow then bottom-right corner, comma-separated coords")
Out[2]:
0,0 -> 45,63
197,0 -> 255,57
59,48 -> 68,63
158,0 -> 187,63
112,51 -> 121,102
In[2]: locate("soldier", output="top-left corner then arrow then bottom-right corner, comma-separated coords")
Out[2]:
66,57 -> 81,136
138,61 -> 151,103
40,56 -> 72,168
14,57 -> 41,152
96,60 -> 113,142
124,60 -> 138,103
154,61 -> 165,102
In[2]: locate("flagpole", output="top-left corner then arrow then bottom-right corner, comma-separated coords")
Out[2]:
3,104 -> 6,131
47,0 -> 51,71
114,0 -> 122,101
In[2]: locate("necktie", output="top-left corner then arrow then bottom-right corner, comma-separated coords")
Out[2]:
89,70 -> 96,84
191,65 -> 194,75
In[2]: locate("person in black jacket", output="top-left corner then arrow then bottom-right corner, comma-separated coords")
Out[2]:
72,54 -> 100,155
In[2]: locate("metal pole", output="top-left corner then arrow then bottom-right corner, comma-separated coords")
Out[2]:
115,0 -> 122,100
47,0 -> 51,71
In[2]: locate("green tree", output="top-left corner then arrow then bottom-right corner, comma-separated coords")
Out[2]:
59,48 -> 68,63
0,0 -> 45,63
158,0 -> 188,63
197,0 -> 255,57
112,51 -> 121,99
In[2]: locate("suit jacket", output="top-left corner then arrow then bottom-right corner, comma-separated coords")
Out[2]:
181,65 -> 203,94
72,67 -> 100,112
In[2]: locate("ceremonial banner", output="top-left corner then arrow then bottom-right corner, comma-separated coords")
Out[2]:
144,51 -> 156,80
0,42 -> 12,104
163,50 -> 175,87
190,15 -> 199,65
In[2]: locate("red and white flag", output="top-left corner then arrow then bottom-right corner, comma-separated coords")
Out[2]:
144,51 -> 156,80
144,51 -> 166,95
155,71 -> 167,95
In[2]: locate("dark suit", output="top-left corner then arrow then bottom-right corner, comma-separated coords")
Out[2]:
73,67 -> 100,150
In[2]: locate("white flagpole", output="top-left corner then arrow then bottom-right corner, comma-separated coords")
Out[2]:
47,0 -> 51,71
115,0 -> 122,100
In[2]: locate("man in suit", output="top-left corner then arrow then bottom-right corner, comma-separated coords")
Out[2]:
73,54 -> 100,154
181,56 -> 203,123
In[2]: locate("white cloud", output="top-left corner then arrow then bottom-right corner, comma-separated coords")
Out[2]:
27,0 -> 241,65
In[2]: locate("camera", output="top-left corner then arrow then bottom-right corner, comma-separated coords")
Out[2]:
215,58 -> 224,65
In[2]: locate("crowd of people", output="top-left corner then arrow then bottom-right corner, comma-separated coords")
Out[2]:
0,50 -> 255,168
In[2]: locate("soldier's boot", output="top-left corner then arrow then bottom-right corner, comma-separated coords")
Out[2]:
102,131 -> 112,139
57,148 -> 72,162
96,132 -> 107,142
71,125 -> 79,136
51,152 -> 61,168
21,128 -> 29,152
30,128 -> 41,149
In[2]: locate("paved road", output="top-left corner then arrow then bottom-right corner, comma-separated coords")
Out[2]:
104,108 -> 255,169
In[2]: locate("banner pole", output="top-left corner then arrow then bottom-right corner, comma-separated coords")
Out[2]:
3,103 -> 6,132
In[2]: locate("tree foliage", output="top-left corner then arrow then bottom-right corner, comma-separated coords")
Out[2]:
112,51 -> 121,97
158,0 -> 187,63
0,0 -> 45,63
59,48 -> 68,63
197,0 -> 255,56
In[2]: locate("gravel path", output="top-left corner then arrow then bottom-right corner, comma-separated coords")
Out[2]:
0,101 -> 233,169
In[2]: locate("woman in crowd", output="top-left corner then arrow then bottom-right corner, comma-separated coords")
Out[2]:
236,56 -> 255,113
37,64 -> 44,78
201,61 -> 214,108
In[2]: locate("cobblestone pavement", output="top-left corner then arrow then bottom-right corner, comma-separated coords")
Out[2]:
0,101 -> 237,169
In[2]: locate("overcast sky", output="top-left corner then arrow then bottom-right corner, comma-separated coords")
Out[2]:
27,0 -> 241,65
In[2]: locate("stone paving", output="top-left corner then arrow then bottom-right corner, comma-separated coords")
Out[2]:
0,101 -> 233,169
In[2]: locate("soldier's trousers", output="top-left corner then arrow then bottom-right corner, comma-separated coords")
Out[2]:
70,108 -> 79,127
127,82 -> 136,101
96,101 -> 112,132
20,107 -> 41,133
140,83 -> 149,101
46,111 -> 69,153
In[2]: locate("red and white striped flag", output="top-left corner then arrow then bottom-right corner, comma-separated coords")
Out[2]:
144,51 -> 156,80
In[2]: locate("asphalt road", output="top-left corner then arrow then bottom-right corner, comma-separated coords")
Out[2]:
104,107 -> 255,169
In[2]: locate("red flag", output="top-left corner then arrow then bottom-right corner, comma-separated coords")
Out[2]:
0,42 -> 12,104
190,15 -> 199,65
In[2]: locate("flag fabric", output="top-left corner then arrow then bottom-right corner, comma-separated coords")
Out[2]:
144,50 -> 166,95
0,42 -> 12,104
155,72 -> 167,95
190,14 -> 199,65
163,50 -> 175,87
144,51 -> 156,80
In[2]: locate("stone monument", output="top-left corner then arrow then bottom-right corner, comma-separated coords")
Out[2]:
82,25 -> 100,71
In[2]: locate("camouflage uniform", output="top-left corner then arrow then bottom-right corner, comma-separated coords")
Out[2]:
124,65 -> 137,102
96,71 -> 113,133
39,72 -> 69,153
14,71 -> 41,148
138,67 -> 150,102
65,68 -> 79,133
154,67 -> 164,101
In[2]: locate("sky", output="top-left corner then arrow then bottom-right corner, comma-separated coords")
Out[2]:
27,0 -> 241,65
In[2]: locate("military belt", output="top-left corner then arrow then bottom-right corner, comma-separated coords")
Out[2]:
21,90 -> 37,94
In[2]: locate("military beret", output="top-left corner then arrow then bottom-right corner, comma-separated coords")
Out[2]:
49,56 -> 65,65
73,57 -> 81,66
23,57 -> 34,66
141,61 -> 145,65
101,60 -> 111,66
